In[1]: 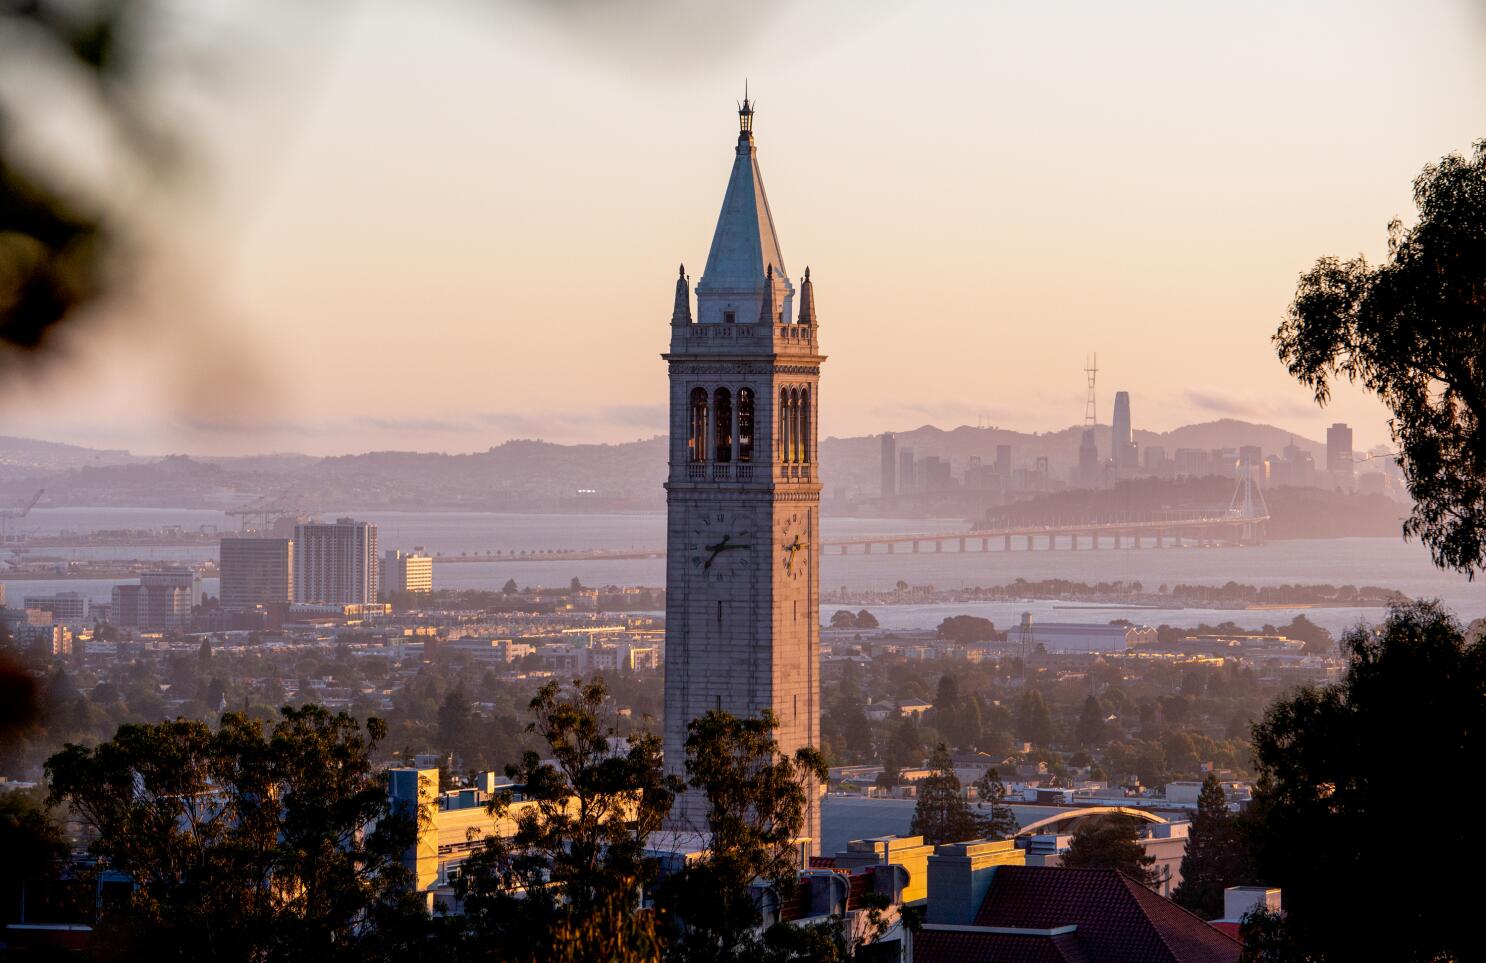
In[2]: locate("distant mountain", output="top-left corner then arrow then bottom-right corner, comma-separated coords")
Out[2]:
0,434 -> 139,477
0,419 -> 1331,512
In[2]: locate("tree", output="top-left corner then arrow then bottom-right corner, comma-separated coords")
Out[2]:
1075,694 -> 1106,749
1060,815 -> 1157,886
0,787 -> 66,926
935,615 -> 996,644
502,578 -> 519,595
455,678 -> 678,963
1245,601 -> 1482,960
973,767 -> 1018,840
883,715 -> 923,774
854,609 -> 878,629
1278,614 -> 1334,655
437,686 -> 473,764
829,610 -> 858,629
657,709 -> 828,963
45,706 -> 427,962
1274,140 -> 1486,576
1014,690 -> 1052,748
1173,775 -> 1247,918
909,745 -> 984,845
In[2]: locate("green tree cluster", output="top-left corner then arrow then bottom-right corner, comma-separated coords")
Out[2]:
46,706 -> 427,963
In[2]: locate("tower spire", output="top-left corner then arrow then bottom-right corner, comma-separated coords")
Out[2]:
757,264 -> 775,323
797,266 -> 815,325
672,264 -> 692,324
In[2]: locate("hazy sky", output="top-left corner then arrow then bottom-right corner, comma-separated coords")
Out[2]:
3,0 -> 1483,456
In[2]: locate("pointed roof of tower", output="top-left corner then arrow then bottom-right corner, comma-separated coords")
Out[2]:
672,264 -> 692,323
757,265 -> 776,323
797,266 -> 815,324
698,96 -> 787,292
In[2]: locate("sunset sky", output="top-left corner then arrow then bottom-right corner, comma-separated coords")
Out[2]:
3,0 -> 1483,456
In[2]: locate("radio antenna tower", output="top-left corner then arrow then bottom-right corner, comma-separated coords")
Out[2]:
1083,353 -> 1099,426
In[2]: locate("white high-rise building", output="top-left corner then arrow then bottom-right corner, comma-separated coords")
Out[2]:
294,518 -> 378,605
381,548 -> 433,597
663,97 -> 823,851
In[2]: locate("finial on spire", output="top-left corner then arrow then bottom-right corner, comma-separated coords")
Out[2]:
738,82 -> 755,139
672,263 -> 692,324
797,265 -> 816,325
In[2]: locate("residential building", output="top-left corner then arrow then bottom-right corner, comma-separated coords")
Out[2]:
219,537 -> 294,611
381,548 -> 433,597
21,591 -> 88,623
295,518 -> 379,605
915,864 -> 1240,962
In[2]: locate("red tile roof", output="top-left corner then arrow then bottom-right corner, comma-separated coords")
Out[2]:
915,929 -> 1093,963
967,867 -> 1240,963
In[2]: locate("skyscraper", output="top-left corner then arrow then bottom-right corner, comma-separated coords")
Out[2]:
1078,429 -> 1099,486
663,97 -> 822,850
1111,391 -> 1136,469
219,536 -> 294,611
1326,423 -> 1354,488
899,447 -> 916,494
994,444 -> 1012,478
294,518 -> 379,605
880,432 -> 897,499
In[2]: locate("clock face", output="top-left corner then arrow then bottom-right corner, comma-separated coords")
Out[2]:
688,511 -> 755,580
779,512 -> 809,580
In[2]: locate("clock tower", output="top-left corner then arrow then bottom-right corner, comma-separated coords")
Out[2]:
663,97 -> 823,851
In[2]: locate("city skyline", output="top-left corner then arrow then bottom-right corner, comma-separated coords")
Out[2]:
1,1 -> 1481,456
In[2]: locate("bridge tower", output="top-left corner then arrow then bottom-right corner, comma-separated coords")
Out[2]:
1229,467 -> 1269,544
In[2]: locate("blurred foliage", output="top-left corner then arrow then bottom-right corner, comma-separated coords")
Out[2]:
0,0 -> 151,370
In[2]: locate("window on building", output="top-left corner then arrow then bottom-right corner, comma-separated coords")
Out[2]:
800,387 -> 811,464
714,387 -> 733,463
688,387 -> 708,463
779,387 -> 791,464
737,388 -> 754,463
723,310 -> 736,324
788,388 -> 801,464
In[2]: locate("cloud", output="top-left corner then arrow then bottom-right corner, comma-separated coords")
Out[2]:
355,416 -> 471,433
1183,390 -> 1318,423
497,0 -> 795,78
1184,390 -> 1259,419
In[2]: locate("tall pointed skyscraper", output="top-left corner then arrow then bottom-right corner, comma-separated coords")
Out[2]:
662,96 -> 823,851
1111,391 -> 1136,469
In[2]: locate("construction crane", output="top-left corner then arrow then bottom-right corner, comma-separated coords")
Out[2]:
225,488 -> 302,534
0,488 -> 43,541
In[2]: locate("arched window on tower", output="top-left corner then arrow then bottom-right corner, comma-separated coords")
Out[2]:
800,388 -> 811,465
788,388 -> 801,465
737,388 -> 754,463
714,388 -> 733,463
779,387 -> 790,464
688,387 -> 708,463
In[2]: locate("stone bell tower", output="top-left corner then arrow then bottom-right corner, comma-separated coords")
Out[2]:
662,96 -> 824,851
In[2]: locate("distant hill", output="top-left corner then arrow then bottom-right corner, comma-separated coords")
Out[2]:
0,434 -> 139,480
0,419 -> 1335,512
